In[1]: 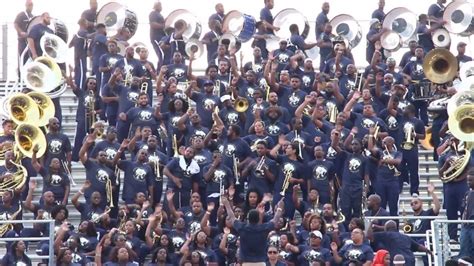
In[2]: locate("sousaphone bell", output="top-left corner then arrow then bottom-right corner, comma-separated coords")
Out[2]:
219,32 -> 242,52
329,14 -> 362,49
432,28 -> 451,48
443,1 -> 474,36
383,7 -> 418,44
97,2 -> 138,41
423,48 -> 458,84
165,9 -> 202,40
185,39 -> 204,59
273,8 -> 310,40
40,32 -> 68,63
460,61 -> 474,85
22,56 -> 63,94
27,91 -> 55,127
7,93 -> 40,125
380,30 -> 403,52
15,123 -> 47,159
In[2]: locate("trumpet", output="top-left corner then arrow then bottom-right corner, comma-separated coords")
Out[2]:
149,153 -> 161,179
402,123 -> 415,150
124,72 -> 133,87
383,145 -> 401,176
233,154 -> 240,185
61,160 -> 76,186
255,156 -> 266,176
280,169 -> 293,196
172,134 -> 179,157
140,82 -> 148,95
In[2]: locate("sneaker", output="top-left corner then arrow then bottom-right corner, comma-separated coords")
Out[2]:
412,193 -> 419,197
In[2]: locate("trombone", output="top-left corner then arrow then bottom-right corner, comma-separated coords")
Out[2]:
61,160 -> 76,186
255,156 -> 266,176
149,153 -> 161,180
294,131 -> 303,159
85,89 -> 96,133
233,154 -> 240,185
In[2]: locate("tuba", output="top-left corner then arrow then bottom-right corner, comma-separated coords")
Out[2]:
15,123 -> 47,158
423,48 -> 458,84
441,144 -> 471,183
380,30 -> 403,52
219,32 -> 242,52
0,161 -> 27,194
96,2 -> 138,41
7,93 -> 41,125
222,10 -> 256,43
165,10 -> 202,40
443,1 -> 474,36
383,7 -> 418,45
27,91 -> 55,127
329,14 -> 362,49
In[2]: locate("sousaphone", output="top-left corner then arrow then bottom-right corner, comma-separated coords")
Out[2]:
423,48 -> 457,84
380,30 -> 403,52
432,28 -> 451,48
7,93 -> 40,125
185,39 -> 204,59
40,32 -> 68,63
165,9 -> 202,40
22,56 -> 63,94
219,32 -> 242,52
97,2 -> 138,41
329,14 -> 362,49
273,8 -> 310,40
383,7 -> 418,44
15,123 -> 47,158
443,1 -> 474,36
459,61 -> 474,85
27,91 -> 55,127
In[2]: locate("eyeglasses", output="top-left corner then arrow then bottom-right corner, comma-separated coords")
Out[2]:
268,250 -> 278,254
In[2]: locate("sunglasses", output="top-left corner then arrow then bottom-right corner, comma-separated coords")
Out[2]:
268,250 -> 278,254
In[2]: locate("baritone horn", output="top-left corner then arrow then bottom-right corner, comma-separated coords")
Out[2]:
0,161 -> 27,194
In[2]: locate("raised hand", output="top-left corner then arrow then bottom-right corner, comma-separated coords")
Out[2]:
166,190 -> 175,202
207,202 -> 215,212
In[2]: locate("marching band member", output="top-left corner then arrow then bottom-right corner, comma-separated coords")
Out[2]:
242,140 -> 277,196
148,1 -> 166,67
14,0 -> 34,66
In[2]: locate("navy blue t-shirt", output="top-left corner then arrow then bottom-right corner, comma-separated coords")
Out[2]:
338,243 -> 374,265
117,160 -> 153,203
28,23 -> 53,57
339,151 -> 368,188
234,220 -> 275,262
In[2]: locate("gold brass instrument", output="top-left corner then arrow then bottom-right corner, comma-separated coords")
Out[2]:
234,97 -> 249,113
383,145 -> 401,176
447,90 -> 474,143
302,103 -> 314,117
401,202 -> 413,233
15,123 -> 47,158
140,82 -> 148,95
423,48 -> 458,84
85,89 -> 96,132
22,56 -> 64,96
255,156 -> 266,176
441,142 -> 472,183
106,175 -> 114,208
327,102 -> 338,124
8,93 -> 41,125
0,205 -> 22,237
280,168 -> 293,196
233,154 -> 240,185
149,153 -> 161,179
61,160 -> 76,186
0,141 -> 14,166
420,126 -> 434,150
172,134 -> 179,158
124,72 -> 133,87
0,161 -> 27,194
27,91 -> 55,127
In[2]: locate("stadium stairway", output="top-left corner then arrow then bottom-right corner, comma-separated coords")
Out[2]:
1,84 -> 448,263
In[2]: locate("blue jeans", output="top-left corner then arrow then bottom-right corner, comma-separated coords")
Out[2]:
459,226 -> 474,258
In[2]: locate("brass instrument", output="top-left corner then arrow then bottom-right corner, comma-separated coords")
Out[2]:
233,154 -> 240,185
302,103 -> 314,117
213,80 -> 221,97
0,205 -> 22,237
106,175 -> 114,208
15,123 -> 47,158
234,97 -> 249,113
373,122 -> 380,141
447,91 -> 474,143
401,123 -> 415,150
172,134 -> 179,158
0,141 -> 13,166
140,82 -> 148,94
27,91 -> 55,127
280,168 -> 293,196
401,202 -> 413,233
85,89 -> 96,132
185,39 -> 204,59
61,160 -> 76,186
0,161 -> 27,194
383,145 -> 401,176
40,32 -> 68,63
149,153 -> 161,179
91,208 -> 111,224
423,48 -> 458,84
361,180 -> 368,214
294,131 -> 303,159
441,143 -> 472,183
327,102 -> 338,124
8,93 -> 41,125
124,71 -> 133,87
255,156 -> 266,176
22,56 -> 65,97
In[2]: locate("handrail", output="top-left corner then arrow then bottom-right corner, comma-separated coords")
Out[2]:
0,219 -> 55,266
431,220 -> 474,266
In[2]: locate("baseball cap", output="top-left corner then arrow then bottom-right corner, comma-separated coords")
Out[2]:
457,42 -> 467,48
203,80 -> 214,86
310,230 -> 323,239
220,94 -> 232,103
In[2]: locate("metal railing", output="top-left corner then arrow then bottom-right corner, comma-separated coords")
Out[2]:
0,219 -> 55,266
431,220 -> 474,266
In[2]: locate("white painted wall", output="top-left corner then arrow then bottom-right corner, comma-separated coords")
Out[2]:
0,0 -> 472,80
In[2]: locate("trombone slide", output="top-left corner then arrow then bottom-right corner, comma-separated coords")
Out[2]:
61,160 -> 76,186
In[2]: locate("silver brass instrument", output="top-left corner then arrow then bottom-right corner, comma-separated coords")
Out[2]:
383,7 -> 418,45
255,156 -> 266,176
329,14 -> 362,49
432,28 -> 451,48
213,80 -> 221,97
383,145 -> 401,176
96,2 -> 138,41
280,168 -> 293,197
460,61 -> 474,83
140,82 -> 148,95
380,30 -> 403,52
402,123 -> 415,150
165,10 -> 202,40
443,1 -> 474,36
172,134 -> 179,158
61,159 -> 76,186
219,32 -> 242,52
124,71 -> 133,87
149,153 -> 161,179
91,208 -> 111,224
233,154 -> 240,185
273,8 -> 310,40
40,32 -> 68,63
423,48 -> 458,84
294,131 -> 303,159
185,39 -> 204,59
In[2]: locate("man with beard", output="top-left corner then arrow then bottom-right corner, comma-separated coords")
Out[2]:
165,52 -> 188,83
149,1 -> 165,63
186,79 -> 221,129
289,52 -> 317,94
202,19 -> 222,64
122,93 -> 160,137
26,12 -> 52,60
43,118 -> 72,174
242,141 -> 277,196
